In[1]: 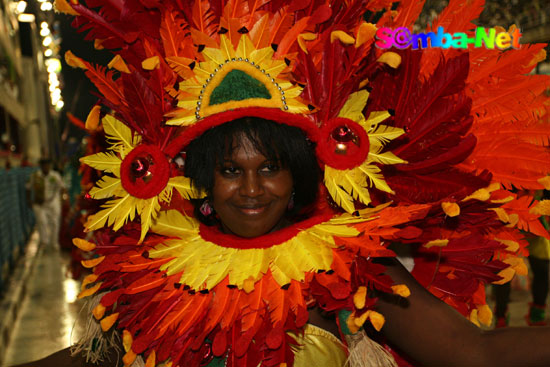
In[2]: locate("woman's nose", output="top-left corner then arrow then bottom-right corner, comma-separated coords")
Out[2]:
240,171 -> 263,197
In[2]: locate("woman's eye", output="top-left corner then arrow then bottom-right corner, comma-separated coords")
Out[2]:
260,164 -> 279,173
221,166 -> 239,175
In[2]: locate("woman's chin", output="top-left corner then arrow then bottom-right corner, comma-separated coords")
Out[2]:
221,218 -> 291,238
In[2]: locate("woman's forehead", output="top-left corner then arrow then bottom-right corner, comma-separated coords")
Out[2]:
222,132 -> 274,159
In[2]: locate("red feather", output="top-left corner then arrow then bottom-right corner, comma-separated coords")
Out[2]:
192,0 -> 218,37
85,64 -> 126,107
160,8 -> 193,58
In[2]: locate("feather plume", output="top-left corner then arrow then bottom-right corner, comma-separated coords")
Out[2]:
192,0 -> 218,37
324,168 -> 355,213
120,72 -> 163,141
80,151 -> 122,175
85,194 -> 138,231
161,8 -> 192,57
267,6 -> 293,46
85,64 -> 126,108
89,175 -> 124,199
138,197 -> 161,242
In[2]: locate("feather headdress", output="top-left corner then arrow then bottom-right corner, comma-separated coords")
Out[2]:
60,0 -> 550,366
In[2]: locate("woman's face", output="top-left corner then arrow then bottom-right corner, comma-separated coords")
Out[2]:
211,134 -> 294,238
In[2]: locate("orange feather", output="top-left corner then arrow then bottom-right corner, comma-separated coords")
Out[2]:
204,279 -> 232,330
240,278 -> 266,332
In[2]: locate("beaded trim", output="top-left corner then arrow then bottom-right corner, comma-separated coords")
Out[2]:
194,57 -> 288,120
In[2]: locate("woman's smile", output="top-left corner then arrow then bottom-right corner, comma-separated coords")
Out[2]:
211,134 -> 294,238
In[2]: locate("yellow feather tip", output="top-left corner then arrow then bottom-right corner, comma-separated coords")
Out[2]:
81,273 -> 98,289
92,303 -> 106,320
65,50 -> 88,70
122,329 -> 133,352
85,105 -> 101,131
493,267 -> 515,285
477,304 -> 493,327
108,55 -> 131,74
356,22 -> 377,48
441,202 -> 460,217
142,56 -> 160,70
331,30 -> 355,45
376,52 -> 401,68
145,350 -> 156,367
367,310 -> 385,331
424,239 -> 449,249
77,282 -> 101,299
391,284 -> 410,298
469,309 -> 481,327
81,256 -> 105,268
243,277 -> 255,293
100,312 -> 119,332
353,286 -> 367,309
122,349 -> 137,367
53,0 -> 79,15
72,237 -> 96,251
530,200 -> 550,216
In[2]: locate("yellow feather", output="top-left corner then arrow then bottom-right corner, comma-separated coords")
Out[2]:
342,170 -> 372,206
112,196 -> 139,230
151,240 -> 188,258
205,251 -> 233,289
358,164 -> 394,194
365,111 -> 391,127
72,238 -> 96,251
85,194 -> 136,231
219,34 -> 236,60
314,223 -> 359,238
80,151 -> 122,175
152,210 -> 199,237
201,47 -> 225,66
89,175 -> 123,200
102,115 -> 136,156
338,90 -> 369,122
330,30 -> 355,45
367,151 -> 406,165
291,236 -> 331,271
229,249 -> 264,286
367,124 -> 405,144
530,200 -> 550,216
138,197 -> 161,243
270,263 -> 292,286
324,167 -> 355,213
235,35 -> 255,59
250,46 -> 274,66
142,56 -> 160,71
273,243 -> 305,283
168,176 -> 205,199
295,232 -> 333,267
265,62 -> 287,78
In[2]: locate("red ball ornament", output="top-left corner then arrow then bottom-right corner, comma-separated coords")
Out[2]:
332,125 -> 354,142
130,156 -> 150,179
120,144 -> 170,199
317,118 -> 370,170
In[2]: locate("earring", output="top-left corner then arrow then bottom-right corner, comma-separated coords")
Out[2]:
287,191 -> 295,211
200,200 -> 214,216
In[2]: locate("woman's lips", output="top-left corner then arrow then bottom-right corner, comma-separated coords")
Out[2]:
234,204 -> 269,216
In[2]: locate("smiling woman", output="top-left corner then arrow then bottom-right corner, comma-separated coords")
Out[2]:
22,0 -> 550,366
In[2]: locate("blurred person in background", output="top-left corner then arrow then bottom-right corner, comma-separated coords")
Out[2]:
26,158 -> 66,249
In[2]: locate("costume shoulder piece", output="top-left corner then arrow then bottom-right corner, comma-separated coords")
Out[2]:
58,0 -> 550,366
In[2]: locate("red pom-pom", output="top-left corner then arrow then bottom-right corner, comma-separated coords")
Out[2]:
120,144 -> 170,199
316,118 -> 369,170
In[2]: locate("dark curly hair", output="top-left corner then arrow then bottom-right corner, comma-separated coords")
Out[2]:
184,116 -> 320,224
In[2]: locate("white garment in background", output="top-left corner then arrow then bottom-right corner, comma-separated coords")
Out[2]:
28,170 -> 65,247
